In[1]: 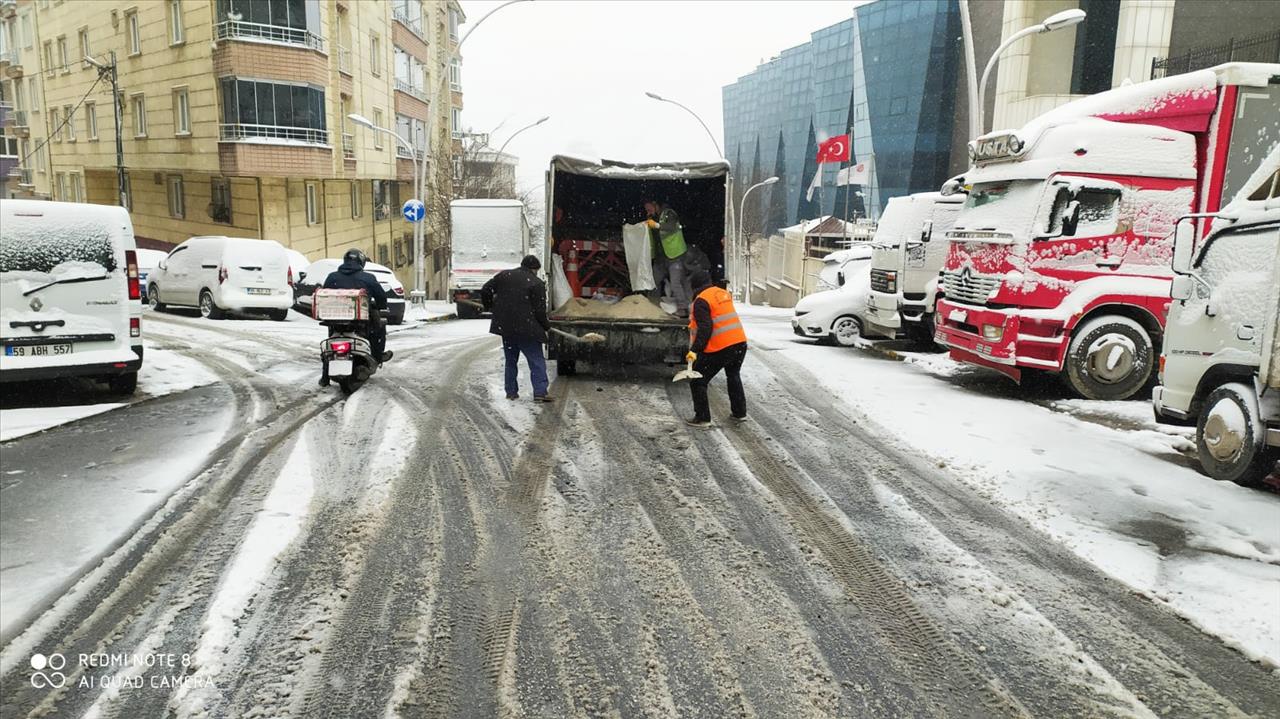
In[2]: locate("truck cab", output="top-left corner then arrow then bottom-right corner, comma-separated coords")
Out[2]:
935,63 -> 1280,400
865,191 -> 964,343
1155,157 -> 1280,486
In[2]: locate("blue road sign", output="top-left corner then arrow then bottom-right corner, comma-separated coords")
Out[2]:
402,199 -> 426,223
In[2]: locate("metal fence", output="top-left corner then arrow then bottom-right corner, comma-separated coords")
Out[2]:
1151,30 -> 1280,79
219,123 -> 329,146
214,20 -> 325,53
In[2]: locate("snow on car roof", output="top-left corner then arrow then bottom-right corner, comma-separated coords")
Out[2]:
451,199 -> 525,208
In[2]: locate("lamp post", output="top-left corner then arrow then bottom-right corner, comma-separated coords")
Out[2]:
977,8 -> 1086,136
486,115 -> 549,198
738,176 -> 778,306
644,90 -> 736,293
349,113 -> 419,290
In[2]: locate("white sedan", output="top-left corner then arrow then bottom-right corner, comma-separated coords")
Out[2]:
791,258 -> 876,347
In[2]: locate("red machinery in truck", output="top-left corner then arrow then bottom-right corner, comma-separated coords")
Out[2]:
934,63 -> 1280,400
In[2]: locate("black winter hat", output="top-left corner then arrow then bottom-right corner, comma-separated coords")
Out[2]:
690,270 -> 713,290
521,254 -> 542,270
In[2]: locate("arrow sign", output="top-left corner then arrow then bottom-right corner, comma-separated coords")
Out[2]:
402,199 -> 426,223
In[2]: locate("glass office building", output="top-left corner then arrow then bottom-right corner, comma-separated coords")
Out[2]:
723,0 -> 961,236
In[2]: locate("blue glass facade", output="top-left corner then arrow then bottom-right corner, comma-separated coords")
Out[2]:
723,0 -> 960,236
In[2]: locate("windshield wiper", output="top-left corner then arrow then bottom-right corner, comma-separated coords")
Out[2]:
22,274 -> 110,296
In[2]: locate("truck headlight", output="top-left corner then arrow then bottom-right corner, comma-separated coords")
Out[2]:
982,324 -> 1003,341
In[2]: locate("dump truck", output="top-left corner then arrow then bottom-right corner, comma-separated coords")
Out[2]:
543,156 -> 730,375
450,199 -> 530,319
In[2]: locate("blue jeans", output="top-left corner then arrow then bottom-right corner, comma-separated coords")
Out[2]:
502,337 -> 549,397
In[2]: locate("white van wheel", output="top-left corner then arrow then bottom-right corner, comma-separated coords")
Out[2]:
199,290 -> 226,320
830,315 -> 862,347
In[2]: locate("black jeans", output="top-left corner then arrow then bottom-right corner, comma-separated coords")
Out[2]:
367,317 -> 386,360
689,342 -> 747,422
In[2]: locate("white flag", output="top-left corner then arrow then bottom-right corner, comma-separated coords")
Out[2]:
805,166 -> 822,201
836,159 -> 870,186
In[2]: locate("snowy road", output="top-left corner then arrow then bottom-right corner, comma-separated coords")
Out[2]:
0,311 -> 1276,718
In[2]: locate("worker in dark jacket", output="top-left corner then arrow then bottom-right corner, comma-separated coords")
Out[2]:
685,270 -> 747,427
323,248 -> 392,363
481,255 -> 554,402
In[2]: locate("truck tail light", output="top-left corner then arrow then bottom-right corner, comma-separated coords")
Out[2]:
218,266 -> 228,284
1158,354 -> 1166,377
130,317 -> 141,337
125,250 -> 140,300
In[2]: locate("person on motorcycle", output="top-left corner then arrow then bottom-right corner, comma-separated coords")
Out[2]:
323,248 -> 393,364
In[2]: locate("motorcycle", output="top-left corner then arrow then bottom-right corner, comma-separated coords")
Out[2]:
314,289 -> 386,394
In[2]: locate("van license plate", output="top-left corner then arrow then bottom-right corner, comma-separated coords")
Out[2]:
246,288 -> 272,295
329,359 -> 354,375
5,344 -> 73,356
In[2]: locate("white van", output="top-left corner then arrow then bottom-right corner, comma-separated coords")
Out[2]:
0,200 -> 144,394
148,236 -> 294,320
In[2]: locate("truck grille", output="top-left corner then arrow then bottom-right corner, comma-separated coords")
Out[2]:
870,268 -> 895,294
941,269 -> 1000,306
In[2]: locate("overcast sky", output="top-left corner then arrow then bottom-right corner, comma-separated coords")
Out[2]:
458,1 -> 861,199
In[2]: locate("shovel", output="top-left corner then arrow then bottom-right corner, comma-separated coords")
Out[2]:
460,299 -> 605,344
672,353 -> 702,383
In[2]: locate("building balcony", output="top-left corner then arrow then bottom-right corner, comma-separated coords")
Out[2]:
1151,29 -> 1280,79
337,45 -> 352,75
0,0 -> 16,19
5,109 -> 28,137
214,19 -> 326,53
342,132 -> 355,160
220,123 -> 329,146
3,50 -> 22,78
392,8 -> 425,40
395,144 -> 425,160
16,167 -> 34,187
395,79 -> 428,103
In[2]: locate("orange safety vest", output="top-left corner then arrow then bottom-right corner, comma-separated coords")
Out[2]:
689,286 -> 747,353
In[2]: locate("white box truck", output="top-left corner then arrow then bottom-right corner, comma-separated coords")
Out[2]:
449,199 -> 530,319
1155,163 -> 1280,486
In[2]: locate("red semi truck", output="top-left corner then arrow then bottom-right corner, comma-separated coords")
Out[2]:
934,63 -> 1280,400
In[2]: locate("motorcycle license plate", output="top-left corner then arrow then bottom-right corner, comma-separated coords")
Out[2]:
329,359 -> 354,375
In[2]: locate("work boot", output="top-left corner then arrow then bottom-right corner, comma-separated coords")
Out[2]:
380,350 -> 395,363
506,393 -> 519,400
686,417 -> 713,428
729,414 -> 748,423
534,394 -> 555,403
318,376 -> 330,388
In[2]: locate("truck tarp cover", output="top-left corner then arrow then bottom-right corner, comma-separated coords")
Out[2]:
548,155 -> 729,313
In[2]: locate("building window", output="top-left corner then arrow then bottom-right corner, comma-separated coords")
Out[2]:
63,105 -> 75,140
126,10 -> 141,55
210,177 -> 231,223
169,0 -> 185,44
372,179 -> 389,220
449,59 -> 461,91
55,172 -> 66,201
173,87 -> 190,135
21,12 -> 33,48
448,7 -> 459,40
131,94 -> 147,137
49,107 -> 59,141
391,0 -> 422,35
369,33 -> 381,77
56,36 -> 68,73
215,0 -> 322,49
85,102 -> 98,139
377,243 -> 390,266
393,237 -> 405,267
218,78 -> 328,144
305,181 -> 320,225
43,41 -> 53,77
372,108 -> 384,149
350,181 -> 362,218
450,107 -> 461,139
167,175 -> 185,218
70,173 -> 83,202
78,27 -> 90,68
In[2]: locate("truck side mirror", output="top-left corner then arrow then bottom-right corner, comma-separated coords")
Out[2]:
1171,221 -> 1195,274
920,219 -> 934,244
1169,274 -> 1193,300
298,271 -> 306,282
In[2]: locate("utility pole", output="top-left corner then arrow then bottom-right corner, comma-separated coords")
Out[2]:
87,51 -> 126,207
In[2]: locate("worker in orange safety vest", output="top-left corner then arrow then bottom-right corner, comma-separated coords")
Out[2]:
684,270 -> 748,427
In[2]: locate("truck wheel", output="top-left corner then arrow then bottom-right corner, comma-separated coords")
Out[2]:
1063,315 -> 1152,401
455,301 -> 477,320
829,315 -> 862,347
1196,383 -> 1277,487
908,314 -> 940,349
557,359 -> 578,376
108,372 -> 138,396
199,290 -> 226,320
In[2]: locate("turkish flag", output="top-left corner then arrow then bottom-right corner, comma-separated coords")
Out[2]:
816,134 -> 851,163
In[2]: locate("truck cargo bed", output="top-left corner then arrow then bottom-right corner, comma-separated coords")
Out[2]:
548,317 -> 687,368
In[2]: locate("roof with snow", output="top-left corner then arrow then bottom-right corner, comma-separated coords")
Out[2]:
451,199 -> 525,208
551,155 -> 730,180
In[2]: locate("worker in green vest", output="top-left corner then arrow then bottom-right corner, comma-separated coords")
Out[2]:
644,199 -> 691,317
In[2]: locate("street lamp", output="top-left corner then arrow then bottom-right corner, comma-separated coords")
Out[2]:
485,116 -> 550,198
738,176 -> 779,305
976,8 -> 1085,136
349,113 -> 420,291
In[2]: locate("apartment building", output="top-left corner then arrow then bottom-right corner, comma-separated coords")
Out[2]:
0,0 -> 465,298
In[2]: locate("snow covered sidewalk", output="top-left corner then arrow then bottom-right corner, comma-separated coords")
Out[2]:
740,305 -> 1280,666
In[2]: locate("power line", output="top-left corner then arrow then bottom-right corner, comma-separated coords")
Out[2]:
19,69 -> 107,166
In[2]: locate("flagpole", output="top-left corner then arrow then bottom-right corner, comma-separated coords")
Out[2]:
843,126 -> 852,245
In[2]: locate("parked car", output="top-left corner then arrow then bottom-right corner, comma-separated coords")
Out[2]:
295,258 -> 406,325
147,236 -> 294,321
285,248 -> 310,284
0,200 -> 144,394
791,255 -> 876,347
135,249 -> 168,304
816,244 -> 873,292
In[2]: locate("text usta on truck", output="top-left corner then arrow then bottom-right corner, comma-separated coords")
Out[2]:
933,62 -> 1280,401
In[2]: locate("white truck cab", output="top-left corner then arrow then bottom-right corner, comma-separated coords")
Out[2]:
866,191 -> 964,342
1155,159 -> 1280,486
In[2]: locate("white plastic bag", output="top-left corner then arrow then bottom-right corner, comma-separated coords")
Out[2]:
621,222 -> 656,292
550,254 -> 573,305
